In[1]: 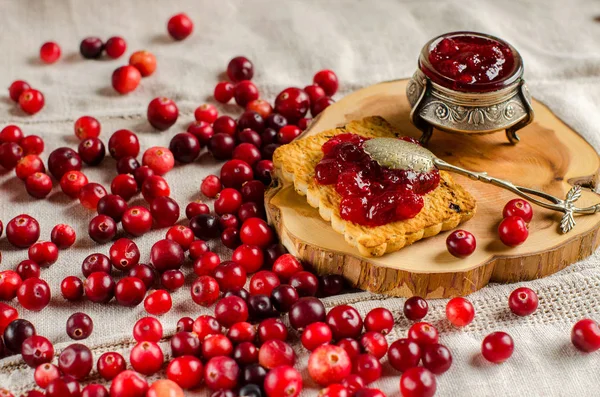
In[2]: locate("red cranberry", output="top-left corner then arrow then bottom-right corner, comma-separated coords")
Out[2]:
258,317 -> 288,342
78,137 -> 106,166
311,96 -> 335,117
19,89 -> 45,114
130,341 -> 164,375
129,50 -> 156,77
101,35 -> 126,58
80,37 -> 104,59
39,41 -> 61,63
84,271 -> 115,303
6,214 -> 40,248
61,276 -> 84,301
214,261 -> 247,292
8,80 -> 31,102
202,334 -> 233,359
238,202 -> 264,223
215,295 -> 249,327
227,321 -> 256,344
161,269 -> 185,291
214,187 -> 242,215
115,277 -> 147,307
571,318 -> 600,352
24,173 -> 52,199
88,215 -> 117,243
82,384 -> 109,397
0,270 -> 22,300
66,312 -> 93,340
186,201 -> 210,219
167,13 -> 193,40
247,99 -> 272,119
264,365 -> 302,397
48,147 -> 82,180
166,355 -> 203,389
213,115 -> 237,136
192,315 -> 221,339
79,182 -> 107,209
421,343 -> 452,375
254,159 -> 274,185
508,287 -> 539,316
165,225 -> 194,251
194,103 -> 218,123
227,56 -> 254,82
0,142 -> 23,170
74,116 -> 101,140
17,278 -> 51,311
219,213 -> 240,230
238,110 -> 265,133
59,343 -> 93,379
82,253 -> 111,277
278,125 -> 302,144
16,260 -> 41,280
289,297 -> 326,330
388,338 -> 421,372
234,81 -> 259,107
201,175 -> 222,198
98,194 -> 128,222
304,84 -> 326,103
34,363 -> 60,388
399,367 -> 436,397
408,322 -> 439,346
133,317 -> 163,342
191,276 -> 220,306
209,133 -> 236,159
233,341 -> 258,366
112,65 -> 141,94
481,331 -> 514,363
404,296 -> 429,321
51,224 -> 76,249
271,284 -> 299,313
221,227 -> 241,249
326,304 -> 363,340
248,294 -> 276,319
60,170 -> 88,198
359,331 -> 388,359
110,370 -> 149,397
16,154 -> 45,180
128,264 -> 155,289
193,251 -> 220,276
259,339 -> 296,369
0,125 -> 23,143
220,159 -> 254,189
503,198 -> 533,223
142,289 -> 171,316
189,214 -> 221,240
308,344 -> 351,386
20,135 -> 45,155
46,376 -> 81,397
241,180 -> 265,205
446,229 -> 476,257
289,271 -> 319,297
313,70 -> 339,96
151,239 -> 184,272
97,351 -> 126,380
110,174 -> 137,200
150,196 -> 180,228
142,146 -> 174,176
147,97 -> 179,131
169,132 -> 200,163
240,218 -> 274,248
232,244 -> 264,273
141,175 -> 170,202
116,156 -> 140,174
302,322 -> 332,351
498,215 -> 529,246
364,308 -> 394,335
21,335 -> 54,367
214,81 -> 234,103
261,128 -> 279,146
3,318 -> 36,353
351,354 -> 382,384
266,113 -> 288,132
204,356 -> 239,391
170,331 -> 201,357
446,297 -> 475,327
233,143 -> 262,166
122,206 -> 153,236
248,270 -> 280,296
274,87 -> 310,123
109,129 -> 140,160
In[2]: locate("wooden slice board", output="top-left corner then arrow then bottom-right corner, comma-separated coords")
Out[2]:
265,79 -> 600,298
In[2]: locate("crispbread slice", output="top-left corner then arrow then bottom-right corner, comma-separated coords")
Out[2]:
273,116 -> 477,257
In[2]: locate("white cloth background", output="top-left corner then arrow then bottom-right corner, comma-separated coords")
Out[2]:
1,0 -> 600,396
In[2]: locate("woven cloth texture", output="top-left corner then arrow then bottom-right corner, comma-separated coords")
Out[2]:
1,0 -> 600,396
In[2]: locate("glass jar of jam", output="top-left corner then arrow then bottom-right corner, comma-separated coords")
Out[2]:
407,31 -> 533,144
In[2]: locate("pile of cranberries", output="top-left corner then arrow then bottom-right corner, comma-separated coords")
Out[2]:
1,11 -> 599,397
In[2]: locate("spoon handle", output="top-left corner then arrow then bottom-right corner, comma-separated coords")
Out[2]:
433,158 -> 600,233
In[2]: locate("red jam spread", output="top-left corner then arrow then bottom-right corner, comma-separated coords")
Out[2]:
314,134 -> 440,227
425,34 -> 515,91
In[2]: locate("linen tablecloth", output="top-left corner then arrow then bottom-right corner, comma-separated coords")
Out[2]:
1,0 -> 600,395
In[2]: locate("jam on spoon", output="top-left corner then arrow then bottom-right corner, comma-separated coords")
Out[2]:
314,134 -> 439,227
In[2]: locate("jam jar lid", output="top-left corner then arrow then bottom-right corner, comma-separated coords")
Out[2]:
419,31 -> 523,93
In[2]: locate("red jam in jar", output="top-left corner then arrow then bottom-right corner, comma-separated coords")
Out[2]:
421,32 -> 521,92
314,134 -> 440,227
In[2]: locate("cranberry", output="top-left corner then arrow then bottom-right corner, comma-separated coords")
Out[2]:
259,339 -> 296,369
112,65 -> 141,94
150,196 -> 180,228
79,182 -> 107,209
170,331 -> 201,357
147,380 -> 184,397
167,355 -> 203,389
147,97 -> 179,131
59,343 -> 93,379
192,251 -> 220,276
446,297 -> 475,327
312,96 -> 336,118
190,276 -> 220,306
233,143 -> 262,166
74,116 -> 101,140
66,312 -> 94,340
481,331 -> 514,363
192,314 -> 221,339
215,295 -> 249,327
247,99 -> 273,119
0,142 -> 23,170
110,370 -> 148,397
407,322 -> 439,346
225,322 -> 254,344
61,276 -> 84,301
275,87 -> 310,123
51,224 -> 76,249
116,156 -> 140,175
240,179 -> 265,203
388,338 -> 421,372
215,187 -> 242,215
88,215 -> 117,243
82,253 -> 111,277
77,137 -> 106,166
161,269 -> 185,291
254,159 -> 274,185
304,84 -> 326,103
258,317 -> 288,343
445,229 -> 476,258
308,344 -> 351,386
16,155 -> 45,180
6,214 -> 40,248
214,81 -> 235,103
133,166 -> 154,187
326,304 -> 363,340
289,271 -> 319,297
17,278 -> 50,311
202,334 -> 233,359
82,384 -> 109,397
214,261 -> 247,291
97,351 -> 126,380
142,175 -> 170,202
192,104 -> 217,124
185,201 -> 210,220
240,218 -> 274,248
313,70 -> 339,96
169,132 -> 200,164
248,270 -> 279,296
248,294 -> 276,319
19,89 -> 45,114
125,265 -> 154,290
264,365 -> 302,397
105,36 -> 126,58
60,170 -> 88,198
133,317 -> 163,342
130,341 -> 164,375
219,213 -> 240,231
399,367 -> 436,397
498,215 -> 529,246
271,284 -> 299,313
221,227 -> 241,249
351,354 -> 381,384
233,341 -> 258,366
3,318 -> 36,353
0,270 -> 22,300
164,226 -> 193,251
209,133 -> 236,159
278,125 -> 302,144
109,129 -> 140,159
142,146 -> 175,176
84,271 -> 115,303
115,276 -> 147,307
122,206 -> 153,236
227,56 -> 254,82
129,50 -> 157,77
219,160 -> 254,190
20,135 -> 45,155
27,241 -> 58,267
302,322 -> 332,351
234,80 -> 259,107
571,318 -> 600,352
46,376 -> 81,397
502,198 -> 534,223
34,363 -> 60,388
238,110 -> 265,133
231,244 -> 264,273
167,13 -> 193,40
404,296 -> 429,321
8,80 -> 31,102
204,356 -> 239,390
200,175 -> 222,198
422,343 -> 452,374
110,174 -> 137,200
508,286 -> 539,316
21,335 -> 54,367
79,37 -> 104,58
289,297 -> 326,330
359,331 -> 388,359
190,214 -> 221,240
16,260 -> 41,280
262,127 -> 280,144
363,308 -> 394,335
48,147 -> 82,180
150,239 -> 184,272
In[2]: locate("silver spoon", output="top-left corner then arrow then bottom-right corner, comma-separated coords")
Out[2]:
362,137 -> 600,233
